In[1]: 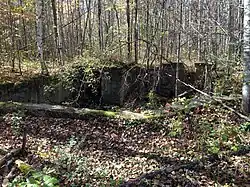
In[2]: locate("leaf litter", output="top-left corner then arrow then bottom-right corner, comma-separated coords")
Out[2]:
0,102 -> 249,186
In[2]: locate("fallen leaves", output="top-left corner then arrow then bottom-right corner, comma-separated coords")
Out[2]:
0,101 -> 249,186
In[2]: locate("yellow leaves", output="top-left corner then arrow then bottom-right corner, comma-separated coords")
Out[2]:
35,140 -> 57,159
37,151 -> 50,159
15,159 -> 33,174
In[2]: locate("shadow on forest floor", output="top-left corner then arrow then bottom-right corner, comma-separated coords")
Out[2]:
0,115 -> 249,186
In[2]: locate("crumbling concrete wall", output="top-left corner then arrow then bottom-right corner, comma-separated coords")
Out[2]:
0,63 -> 208,106
100,63 -> 188,105
101,67 -> 124,105
0,77 -> 46,103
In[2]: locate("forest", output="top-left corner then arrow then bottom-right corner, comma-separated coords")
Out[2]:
0,0 -> 249,186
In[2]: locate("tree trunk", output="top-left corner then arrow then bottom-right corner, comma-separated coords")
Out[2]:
113,0 -> 122,57
145,0 -> 150,68
51,0 -> 62,65
8,0 -> 15,71
228,0 -> 235,76
243,0 -> 250,113
98,0 -> 103,51
126,0 -> 131,62
134,0 -> 138,64
36,0 -> 48,75
175,0 -> 183,98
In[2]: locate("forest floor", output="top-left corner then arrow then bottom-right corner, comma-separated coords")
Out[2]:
0,98 -> 249,186
0,66 -> 39,84
0,63 -> 61,84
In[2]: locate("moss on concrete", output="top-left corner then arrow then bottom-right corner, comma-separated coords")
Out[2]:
77,109 -> 117,118
0,102 -> 162,120
0,101 -> 23,108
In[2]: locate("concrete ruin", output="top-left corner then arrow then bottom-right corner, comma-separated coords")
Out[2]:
0,63 -> 209,106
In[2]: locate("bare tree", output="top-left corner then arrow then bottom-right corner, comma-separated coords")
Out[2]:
0,0 -> 245,85
98,0 -> 103,51
243,0 -> 250,113
126,0 -> 131,62
134,0 -> 139,63
175,0 -> 183,98
36,0 -> 48,74
51,0 -> 63,65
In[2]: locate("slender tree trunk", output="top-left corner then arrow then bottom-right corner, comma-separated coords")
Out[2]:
19,0 -> 27,56
58,0 -> 65,64
146,0 -> 150,68
81,0 -> 91,51
98,0 -> 103,51
8,0 -> 15,71
166,1 -> 170,59
88,2 -> 93,49
113,0 -> 122,57
17,0 -> 24,75
134,0 -> 138,63
51,0 -> 62,65
175,0 -> 183,98
187,0 -> 192,61
126,0 -> 131,62
243,0 -> 250,113
228,0 -> 235,76
160,1 -> 165,65
197,0 -> 202,61
238,0 -> 244,59
76,0 -> 82,55
36,0 -> 48,75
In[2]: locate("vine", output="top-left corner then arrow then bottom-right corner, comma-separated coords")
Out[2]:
43,55 -> 125,107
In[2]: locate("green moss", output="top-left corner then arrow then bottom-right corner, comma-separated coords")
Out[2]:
144,114 -> 163,119
0,102 -> 163,120
0,101 -> 22,108
78,109 -> 117,118
102,111 -> 117,117
88,110 -> 117,117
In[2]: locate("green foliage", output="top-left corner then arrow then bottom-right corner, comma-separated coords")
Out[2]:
9,153 -> 59,187
3,111 -> 25,135
167,97 -> 197,137
146,90 -> 160,108
42,136 -> 125,186
123,118 -> 144,127
197,118 -> 245,155
168,115 -> 183,137
171,97 -> 190,105
214,73 -> 242,96
43,52 -> 127,106
167,97 -> 247,156
44,65 -> 99,105
48,136 -> 89,186
240,122 -> 250,132
171,97 -> 189,110
9,171 -> 59,187
109,177 -> 123,186
15,160 -> 33,175
42,52 -> 135,106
